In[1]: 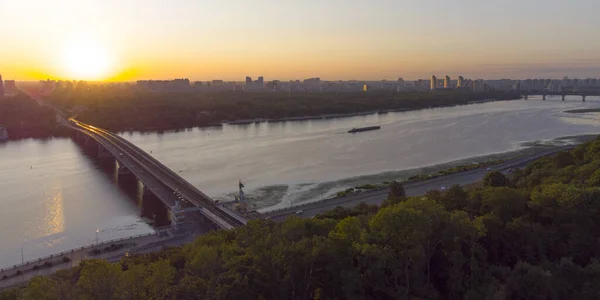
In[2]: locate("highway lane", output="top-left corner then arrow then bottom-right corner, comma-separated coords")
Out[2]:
267,145 -> 576,221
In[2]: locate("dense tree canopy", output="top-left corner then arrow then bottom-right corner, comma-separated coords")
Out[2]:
5,140 -> 600,299
45,85 -> 521,132
0,93 -> 67,139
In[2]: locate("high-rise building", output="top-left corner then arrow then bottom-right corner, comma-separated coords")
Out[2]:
257,76 -> 264,84
245,76 -> 252,86
457,76 -> 464,88
0,74 -> 4,99
430,75 -> 437,90
444,76 -> 451,89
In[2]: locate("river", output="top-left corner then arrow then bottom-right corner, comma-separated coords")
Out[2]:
1,96 -> 600,268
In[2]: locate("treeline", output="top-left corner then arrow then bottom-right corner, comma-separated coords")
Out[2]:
46,84 -> 521,132
4,138 -> 600,299
0,93 -> 67,140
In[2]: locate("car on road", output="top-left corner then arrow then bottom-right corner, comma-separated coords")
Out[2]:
264,216 -> 271,220
295,210 -> 304,215
119,153 -> 124,156
486,167 -> 492,171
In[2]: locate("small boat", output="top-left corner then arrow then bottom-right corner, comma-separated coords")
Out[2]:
348,126 -> 381,133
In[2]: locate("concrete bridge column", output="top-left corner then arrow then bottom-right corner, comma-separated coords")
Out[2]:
561,95 -> 566,101
543,95 -> 546,100
524,94 -> 528,100
117,163 -> 133,176
583,95 -> 586,102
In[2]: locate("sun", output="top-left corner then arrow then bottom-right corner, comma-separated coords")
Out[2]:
62,39 -> 114,80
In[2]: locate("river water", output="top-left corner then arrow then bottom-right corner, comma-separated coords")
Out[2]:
1,96 -> 600,268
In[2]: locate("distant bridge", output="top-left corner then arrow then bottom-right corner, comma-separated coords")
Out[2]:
66,118 -> 247,230
522,90 -> 600,101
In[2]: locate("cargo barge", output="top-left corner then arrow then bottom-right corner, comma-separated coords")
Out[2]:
348,126 -> 381,133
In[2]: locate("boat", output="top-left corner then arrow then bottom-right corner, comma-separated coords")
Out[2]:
348,126 -> 381,133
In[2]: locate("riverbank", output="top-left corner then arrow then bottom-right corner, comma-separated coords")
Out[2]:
253,134 -> 597,212
57,90 -> 522,133
114,97 -> 523,135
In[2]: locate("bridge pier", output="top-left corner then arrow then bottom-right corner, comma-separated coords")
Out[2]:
583,95 -> 586,102
561,95 -> 565,101
524,94 -> 528,100
117,162 -> 133,176
542,95 -> 546,100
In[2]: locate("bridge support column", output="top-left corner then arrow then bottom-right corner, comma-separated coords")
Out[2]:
562,95 -> 565,101
583,95 -> 586,102
117,163 -> 133,176
543,95 -> 546,100
524,94 -> 528,100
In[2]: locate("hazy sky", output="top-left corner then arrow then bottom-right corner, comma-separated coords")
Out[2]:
1,0 -> 599,81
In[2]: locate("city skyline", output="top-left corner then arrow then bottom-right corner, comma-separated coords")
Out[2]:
2,0 -> 600,81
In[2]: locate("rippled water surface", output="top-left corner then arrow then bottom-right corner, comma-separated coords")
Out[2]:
1,96 -> 600,268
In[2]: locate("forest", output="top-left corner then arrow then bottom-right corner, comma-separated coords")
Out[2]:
0,93 -> 67,140
3,137 -> 600,299
46,83 -> 521,132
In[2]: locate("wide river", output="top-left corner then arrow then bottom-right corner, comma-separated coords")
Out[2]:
1,96 -> 600,267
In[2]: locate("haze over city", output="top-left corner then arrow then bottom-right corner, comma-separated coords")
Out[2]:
2,0 -> 600,81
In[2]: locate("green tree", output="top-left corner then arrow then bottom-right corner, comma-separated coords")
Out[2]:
21,276 -> 58,300
442,184 -> 469,211
145,260 -> 176,300
75,260 -> 123,300
483,170 -> 509,187
554,151 -> 575,168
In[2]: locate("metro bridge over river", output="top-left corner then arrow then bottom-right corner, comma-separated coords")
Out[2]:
522,89 -> 600,101
66,118 -> 248,231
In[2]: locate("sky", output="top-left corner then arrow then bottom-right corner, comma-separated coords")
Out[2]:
1,0 -> 599,81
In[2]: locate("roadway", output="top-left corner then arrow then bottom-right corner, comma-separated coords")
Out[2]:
265,145 -> 576,221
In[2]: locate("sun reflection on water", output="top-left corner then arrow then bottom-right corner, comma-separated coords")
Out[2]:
39,180 -> 65,237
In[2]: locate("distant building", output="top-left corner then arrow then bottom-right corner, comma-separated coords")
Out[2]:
0,74 -> 4,99
245,76 -> 252,86
0,125 -> 7,140
444,76 -> 450,89
457,76 -> 464,88
430,75 -> 437,90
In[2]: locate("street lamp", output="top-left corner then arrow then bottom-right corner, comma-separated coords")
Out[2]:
96,229 -> 100,245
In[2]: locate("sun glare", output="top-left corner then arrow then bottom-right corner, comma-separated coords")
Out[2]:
62,39 -> 114,80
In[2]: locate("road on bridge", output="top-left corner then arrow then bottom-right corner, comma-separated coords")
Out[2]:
266,145 -> 576,222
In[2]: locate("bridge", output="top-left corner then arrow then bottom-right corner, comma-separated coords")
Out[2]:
522,90 -> 600,101
65,118 -> 247,230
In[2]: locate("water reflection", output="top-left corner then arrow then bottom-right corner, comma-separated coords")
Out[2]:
39,180 -> 65,237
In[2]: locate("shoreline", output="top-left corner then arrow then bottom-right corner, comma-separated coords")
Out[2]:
115,97 -> 522,135
253,133 -> 597,212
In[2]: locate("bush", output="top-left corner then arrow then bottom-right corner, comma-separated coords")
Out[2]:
43,261 -> 53,268
62,256 -> 71,263
32,265 -> 40,270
